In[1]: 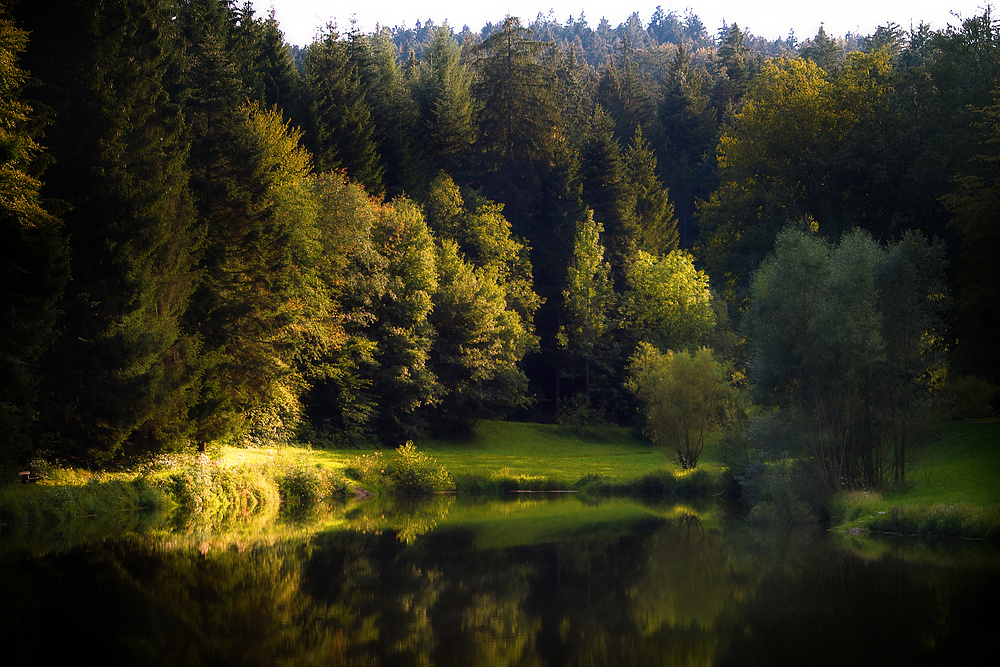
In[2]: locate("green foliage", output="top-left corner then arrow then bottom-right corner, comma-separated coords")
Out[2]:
657,42 -> 717,244
471,17 -> 559,175
624,127 -> 678,256
276,464 -> 349,507
411,27 -> 475,180
579,109 -> 639,282
346,442 -> 453,496
0,18 -> 67,463
169,457 -> 280,517
187,101 -> 326,449
747,226 -> 948,491
429,240 -> 533,430
558,211 -> 618,416
304,25 -> 384,191
19,0 -> 202,463
627,344 -> 736,469
622,250 -> 716,352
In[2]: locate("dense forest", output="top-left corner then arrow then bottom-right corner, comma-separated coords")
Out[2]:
1,0 -> 997,492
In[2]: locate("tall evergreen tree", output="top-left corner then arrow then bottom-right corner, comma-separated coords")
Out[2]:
180,4 -> 328,447
18,0 -> 202,462
579,108 -> 639,286
624,127 -> 678,255
658,42 -> 716,246
351,30 -> 421,197
470,16 -> 559,217
0,17 -> 68,462
596,36 -> 655,142
304,24 -> 384,191
412,26 -> 475,184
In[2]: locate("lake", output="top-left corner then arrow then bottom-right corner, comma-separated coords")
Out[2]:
2,494 -> 997,665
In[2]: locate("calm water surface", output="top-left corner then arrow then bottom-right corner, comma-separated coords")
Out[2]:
2,494 -> 997,665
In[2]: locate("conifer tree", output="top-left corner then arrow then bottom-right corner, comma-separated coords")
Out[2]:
470,16 -> 560,215
624,127 -> 678,255
18,0 -> 202,462
304,24 -> 384,192
0,17 -> 68,462
580,109 -> 639,286
658,42 -> 716,246
412,26 -> 475,184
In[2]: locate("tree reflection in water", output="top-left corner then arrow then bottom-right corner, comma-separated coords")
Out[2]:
1,495 -> 997,665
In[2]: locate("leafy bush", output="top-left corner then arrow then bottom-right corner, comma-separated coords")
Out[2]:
277,465 -> 349,506
346,442 -> 453,496
828,490 -> 886,525
168,456 -> 279,517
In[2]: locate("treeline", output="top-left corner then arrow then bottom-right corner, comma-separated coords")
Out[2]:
1,1 -> 997,487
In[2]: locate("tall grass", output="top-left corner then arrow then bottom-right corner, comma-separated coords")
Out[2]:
1,450 -> 351,532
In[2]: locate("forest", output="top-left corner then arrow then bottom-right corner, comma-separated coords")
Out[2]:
0,0 -> 997,495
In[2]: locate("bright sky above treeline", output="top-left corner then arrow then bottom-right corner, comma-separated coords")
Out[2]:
254,1 -> 990,46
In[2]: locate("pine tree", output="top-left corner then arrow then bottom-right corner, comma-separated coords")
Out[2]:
352,30 -> 421,197
180,4 -> 328,447
412,26 -> 475,184
658,42 -> 716,246
470,16 -> 559,214
579,109 -> 639,287
624,127 -> 677,255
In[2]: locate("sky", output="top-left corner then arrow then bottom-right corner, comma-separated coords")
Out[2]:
253,1 -> 991,46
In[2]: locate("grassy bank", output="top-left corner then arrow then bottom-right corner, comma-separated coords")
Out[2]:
829,421 -> 1000,539
0,421 -> 723,533
0,449 -> 353,535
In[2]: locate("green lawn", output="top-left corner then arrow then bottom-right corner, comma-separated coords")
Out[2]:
886,421 -> 1000,507
831,421 -> 1000,538
415,420 -> 724,484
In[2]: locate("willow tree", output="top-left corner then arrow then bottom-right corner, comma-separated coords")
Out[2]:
746,226 -> 947,490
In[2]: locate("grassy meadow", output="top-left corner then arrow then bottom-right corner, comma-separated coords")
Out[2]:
829,421 -> 1000,538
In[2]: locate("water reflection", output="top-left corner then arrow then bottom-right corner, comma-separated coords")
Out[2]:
1,495 -> 997,665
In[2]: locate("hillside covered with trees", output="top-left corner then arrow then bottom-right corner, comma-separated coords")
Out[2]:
1,1 -> 996,497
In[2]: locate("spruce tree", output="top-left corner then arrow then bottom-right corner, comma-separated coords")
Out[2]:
0,17 -> 68,463
304,25 -> 384,192
17,0 -> 202,462
181,5 -> 328,447
470,16 -> 560,217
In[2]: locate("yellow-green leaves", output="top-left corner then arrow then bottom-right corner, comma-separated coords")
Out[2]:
623,250 -> 716,353
627,344 -> 735,470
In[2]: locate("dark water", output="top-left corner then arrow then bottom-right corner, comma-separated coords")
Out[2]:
2,495 -> 997,665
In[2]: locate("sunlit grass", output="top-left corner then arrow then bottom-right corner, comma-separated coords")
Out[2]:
416,420 -> 725,486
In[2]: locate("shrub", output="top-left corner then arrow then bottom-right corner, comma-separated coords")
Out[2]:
346,442 -> 453,496
277,465 -> 349,506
